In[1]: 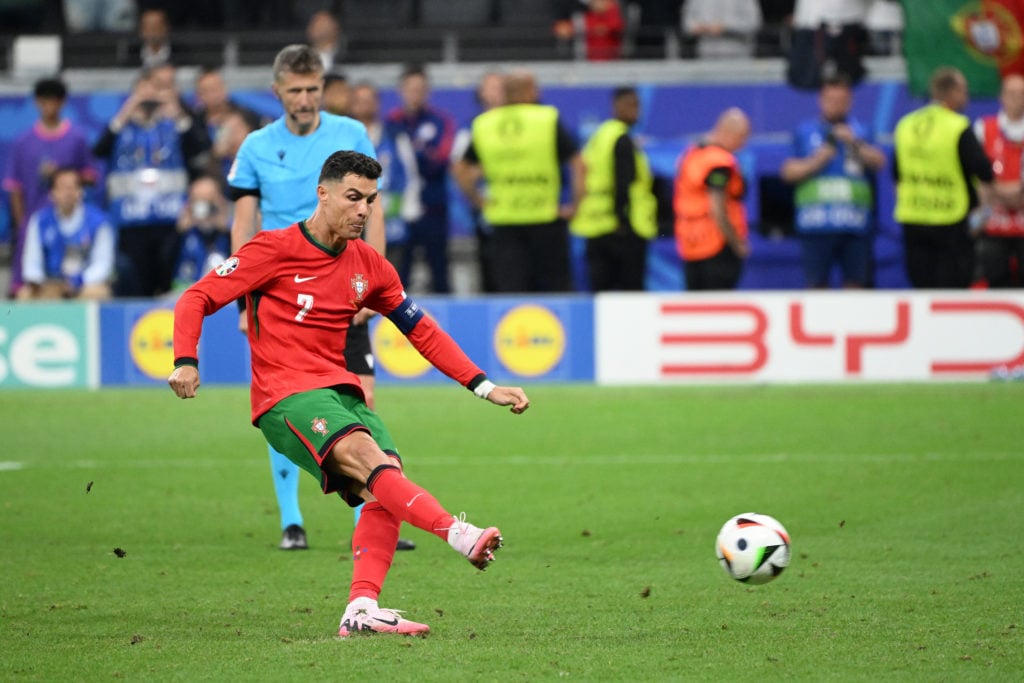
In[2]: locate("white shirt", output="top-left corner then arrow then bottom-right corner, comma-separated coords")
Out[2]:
974,111 -> 1024,145
793,0 -> 871,28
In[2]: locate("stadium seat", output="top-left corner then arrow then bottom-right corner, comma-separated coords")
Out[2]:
340,0 -> 415,29
419,0 -> 495,27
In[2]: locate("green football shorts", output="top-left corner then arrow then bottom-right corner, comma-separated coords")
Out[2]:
258,386 -> 400,505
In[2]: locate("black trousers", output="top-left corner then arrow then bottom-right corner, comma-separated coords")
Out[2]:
116,223 -> 180,297
490,220 -> 573,293
584,229 -> 648,292
683,247 -> 743,291
901,222 -> 973,289
975,234 -> 1024,287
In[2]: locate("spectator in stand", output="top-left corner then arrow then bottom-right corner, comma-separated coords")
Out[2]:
384,64 -> 456,294
348,80 -> 417,255
865,0 -> 904,56
893,66 -> 994,289
553,1 -> 584,55
62,0 -> 136,32
124,7 -> 194,69
307,9 -> 344,71
452,71 -> 506,293
193,67 -> 267,160
146,62 -> 216,180
172,175 -> 231,290
571,86 -> 658,291
673,108 -> 752,290
582,0 -> 625,61
683,0 -> 763,58
632,0 -> 685,57
92,69 -> 208,297
780,75 -> 886,288
211,108 -> 259,182
18,167 -> 114,301
788,0 -> 871,88
453,70 -> 585,293
322,72 -> 351,117
972,73 -> 1024,288
3,77 -> 97,298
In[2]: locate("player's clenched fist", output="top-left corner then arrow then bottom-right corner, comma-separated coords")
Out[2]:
487,385 -> 530,414
168,365 -> 201,399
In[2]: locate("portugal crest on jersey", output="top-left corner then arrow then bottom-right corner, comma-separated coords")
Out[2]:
311,417 -> 329,435
351,274 -> 368,304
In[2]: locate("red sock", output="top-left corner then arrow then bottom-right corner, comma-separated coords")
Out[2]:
367,467 -> 452,541
349,502 -> 400,603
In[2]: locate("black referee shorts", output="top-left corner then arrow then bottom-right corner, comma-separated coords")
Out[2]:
343,321 -> 375,376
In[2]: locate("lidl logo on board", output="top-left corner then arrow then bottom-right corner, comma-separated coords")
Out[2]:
493,305 -> 565,377
373,316 -> 431,379
130,308 -> 175,380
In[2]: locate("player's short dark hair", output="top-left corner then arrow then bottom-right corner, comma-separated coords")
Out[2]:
273,44 -> 324,82
34,77 -> 67,100
612,86 -> 636,102
319,150 -> 382,184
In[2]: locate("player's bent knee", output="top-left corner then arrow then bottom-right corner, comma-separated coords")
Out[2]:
327,430 -> 393,482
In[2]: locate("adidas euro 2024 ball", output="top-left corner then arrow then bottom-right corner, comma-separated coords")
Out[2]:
715,513 -> 791,585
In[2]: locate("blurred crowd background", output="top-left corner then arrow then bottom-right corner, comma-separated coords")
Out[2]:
5,0 -> 1022,302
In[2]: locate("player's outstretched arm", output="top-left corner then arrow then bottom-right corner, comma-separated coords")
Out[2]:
485,384 -> 530,415
168,364 -> 200,399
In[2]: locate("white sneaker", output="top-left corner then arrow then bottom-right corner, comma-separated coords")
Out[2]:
445,513 -> 503,570
337,598 -> 430,637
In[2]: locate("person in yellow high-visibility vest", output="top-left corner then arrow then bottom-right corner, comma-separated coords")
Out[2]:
453,70 -> 585,293
893,66 -> 994,288
571,87 -> 658,291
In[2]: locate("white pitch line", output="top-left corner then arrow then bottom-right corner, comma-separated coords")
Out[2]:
0,451 -> 1021,473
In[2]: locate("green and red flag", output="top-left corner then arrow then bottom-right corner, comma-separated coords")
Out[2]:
901,0 -> 1024,96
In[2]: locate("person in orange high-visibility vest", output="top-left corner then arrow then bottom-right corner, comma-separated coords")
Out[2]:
673,107 -> 751,290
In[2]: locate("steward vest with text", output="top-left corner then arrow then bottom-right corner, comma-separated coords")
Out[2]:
472,104 -> 561,225
894,104 -> 970,225
571,119 -> 657,239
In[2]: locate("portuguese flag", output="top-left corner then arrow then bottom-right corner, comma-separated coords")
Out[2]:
901,0 -> 1024,97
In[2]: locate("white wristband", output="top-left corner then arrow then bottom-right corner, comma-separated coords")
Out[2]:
473,380 -> 496,399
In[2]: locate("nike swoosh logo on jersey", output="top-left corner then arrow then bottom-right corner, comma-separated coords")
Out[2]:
294,275 -> 317,283
406,493 -> 424,507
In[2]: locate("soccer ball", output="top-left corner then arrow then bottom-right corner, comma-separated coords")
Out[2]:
715,513 -> 791,585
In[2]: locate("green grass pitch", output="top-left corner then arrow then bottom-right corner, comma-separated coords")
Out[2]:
1,383 -> 1021,680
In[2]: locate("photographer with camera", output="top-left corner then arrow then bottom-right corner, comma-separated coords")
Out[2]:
93,65 -> 211,296
172,175 -> 230,290
781,74 -> 886,288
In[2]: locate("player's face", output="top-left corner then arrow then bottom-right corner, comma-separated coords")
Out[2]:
319,173 -> 379,243
274,71 -> 323,134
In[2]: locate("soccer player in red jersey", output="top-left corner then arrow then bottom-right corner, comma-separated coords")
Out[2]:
169,150 -> 529,637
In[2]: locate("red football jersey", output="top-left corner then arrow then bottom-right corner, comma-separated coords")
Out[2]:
174,221 -> 484,422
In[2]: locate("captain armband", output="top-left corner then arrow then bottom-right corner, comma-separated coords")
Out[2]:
385,296 -> 425,335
